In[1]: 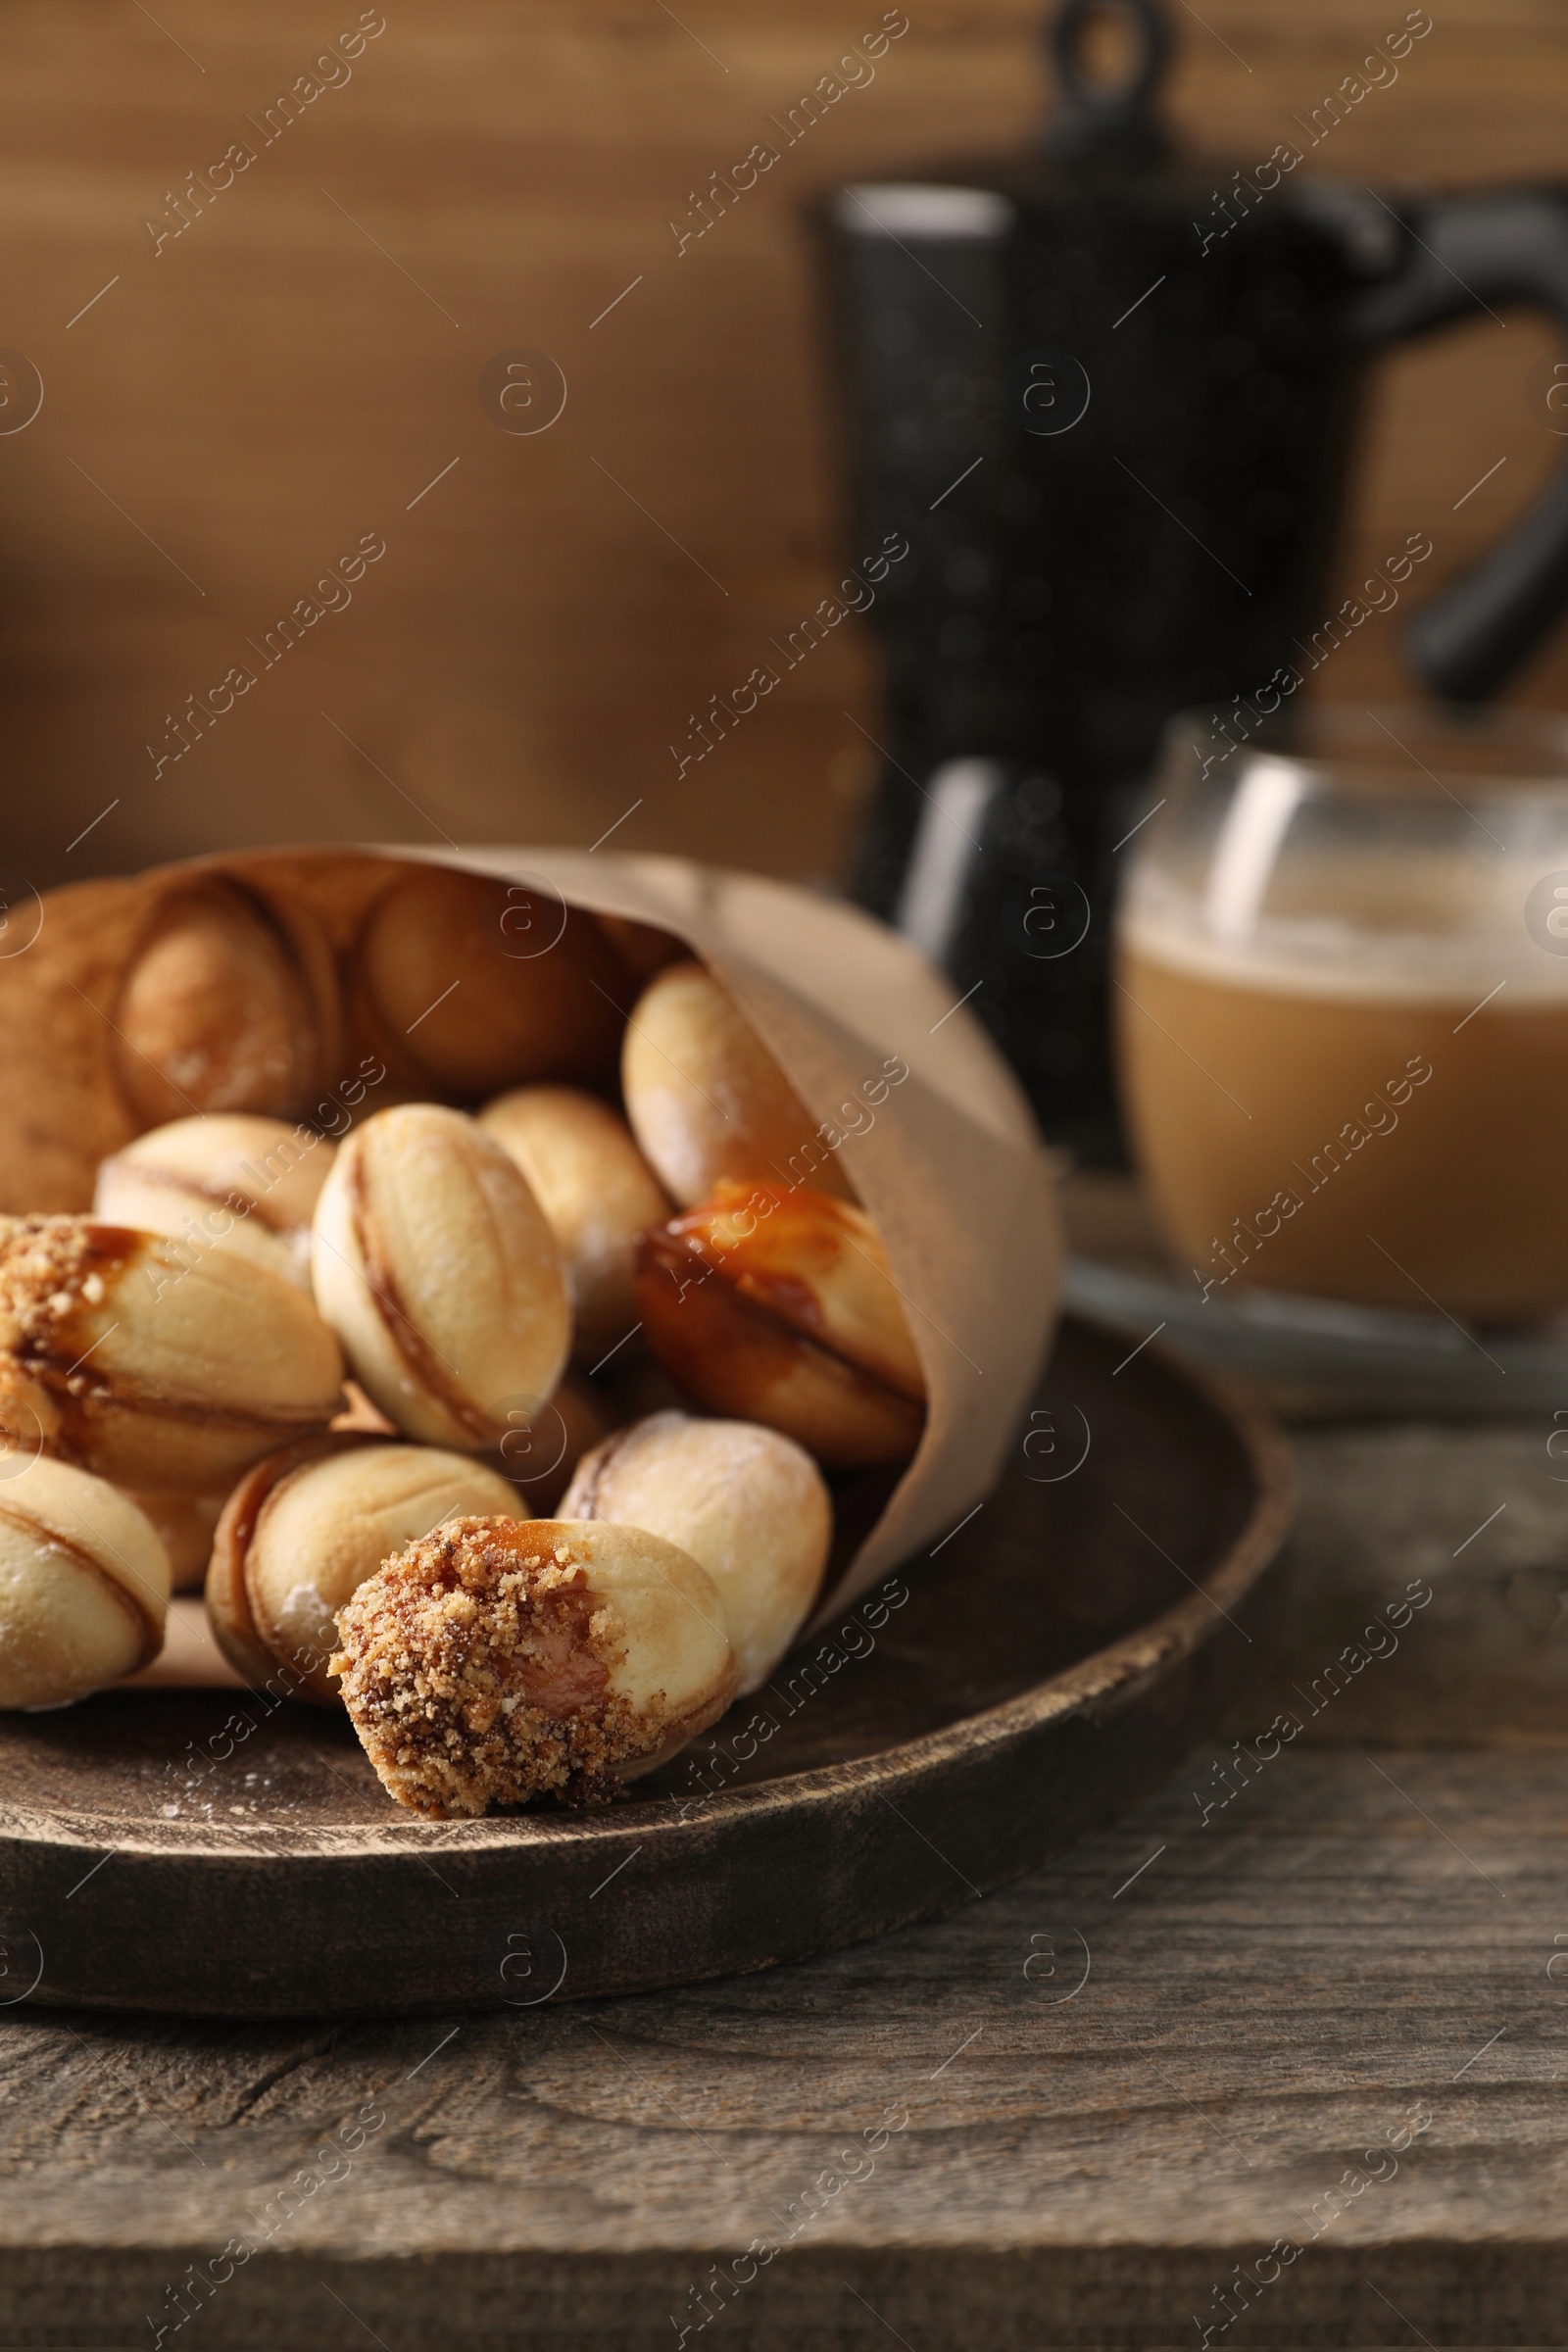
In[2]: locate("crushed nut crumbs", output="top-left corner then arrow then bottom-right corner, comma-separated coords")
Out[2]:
0,1220 -> 102,1357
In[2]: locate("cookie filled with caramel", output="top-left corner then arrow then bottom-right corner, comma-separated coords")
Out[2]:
330,1515 -> 736,1817
635,1179 -> 927,1469
0,1213 -> 345,1493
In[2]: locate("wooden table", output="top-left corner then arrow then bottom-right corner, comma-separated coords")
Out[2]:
2,1418 -> 1564,2349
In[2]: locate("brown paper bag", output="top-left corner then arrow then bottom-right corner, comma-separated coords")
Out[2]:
0,845 -> 1061,1672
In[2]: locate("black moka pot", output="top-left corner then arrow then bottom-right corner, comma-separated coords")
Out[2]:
817,0 -> 1568,1158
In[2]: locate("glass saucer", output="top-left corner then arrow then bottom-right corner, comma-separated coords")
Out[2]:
1060,1172 -> 1567,1420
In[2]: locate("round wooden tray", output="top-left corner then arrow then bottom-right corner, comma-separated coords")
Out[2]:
0,1317 -> 1293,2017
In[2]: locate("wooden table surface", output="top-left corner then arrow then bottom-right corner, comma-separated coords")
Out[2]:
3,1416 -> 1566,2350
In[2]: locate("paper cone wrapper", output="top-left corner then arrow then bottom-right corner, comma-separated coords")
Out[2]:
0,845 -> 1061,1669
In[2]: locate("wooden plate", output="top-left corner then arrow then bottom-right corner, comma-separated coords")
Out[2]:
0,1318 -> 1292,2017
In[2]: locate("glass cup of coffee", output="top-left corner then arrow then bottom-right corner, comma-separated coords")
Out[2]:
1115,706 -> 1568,1328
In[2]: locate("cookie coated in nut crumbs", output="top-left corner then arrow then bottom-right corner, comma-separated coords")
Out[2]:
330,1514 -> 648,1818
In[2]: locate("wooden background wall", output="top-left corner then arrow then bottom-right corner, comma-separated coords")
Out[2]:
0,0 -> 1565,892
